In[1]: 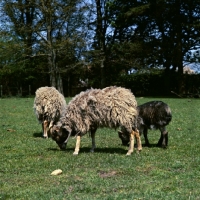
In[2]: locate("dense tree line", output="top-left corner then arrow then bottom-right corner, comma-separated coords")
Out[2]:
0,0 -> 200,96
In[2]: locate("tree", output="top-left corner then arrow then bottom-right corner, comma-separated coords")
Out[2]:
85,0 -> 144,87
85,0 -> 111,88
0,0 -> 36,95
2,0 -> 88,94
107,0 -> 200,74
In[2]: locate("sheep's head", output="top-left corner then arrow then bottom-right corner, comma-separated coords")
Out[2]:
50,122 -> 72,150
118,130 -> 129,146
118,117 -> 144,146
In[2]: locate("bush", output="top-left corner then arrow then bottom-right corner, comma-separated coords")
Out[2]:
118,71 -> 200,97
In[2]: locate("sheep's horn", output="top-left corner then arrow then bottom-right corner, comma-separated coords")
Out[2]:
64,132 -> 72,144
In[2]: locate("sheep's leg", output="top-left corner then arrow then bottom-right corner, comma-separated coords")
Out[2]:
42,120 -> 49,138
90,127 -> 97,152
48,121 -> 54,136
158,127 -> 168,148
126,131 -> 135,155
163,131 -> 168,147
135,130 -> 142,151
143,128 -> 150,146
73,135 -> 81,155
157,134 -> 163,147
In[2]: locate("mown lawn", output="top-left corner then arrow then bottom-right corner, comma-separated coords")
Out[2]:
0,97 -> 200,199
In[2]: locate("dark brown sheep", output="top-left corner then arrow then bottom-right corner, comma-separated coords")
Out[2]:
118,101 -> 172,148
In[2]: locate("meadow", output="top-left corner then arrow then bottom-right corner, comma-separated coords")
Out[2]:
0,96 -> 200,199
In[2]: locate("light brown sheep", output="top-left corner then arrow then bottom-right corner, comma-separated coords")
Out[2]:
50,86 -> 142,155
34,86 -> 67,138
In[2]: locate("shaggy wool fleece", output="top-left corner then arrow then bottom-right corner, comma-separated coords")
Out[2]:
59,86 -> 138,135
51,86 -> 141,155
34,86 -> 67,137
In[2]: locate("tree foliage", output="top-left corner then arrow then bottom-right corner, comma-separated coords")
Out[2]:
107,0 -> 200,73
0,0 -> 200,96
1,0 -> 88,94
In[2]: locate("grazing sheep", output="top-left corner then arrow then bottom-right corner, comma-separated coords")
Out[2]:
118,101 -> 172,148
50,86 -> 142,155
34,86 -> 67,138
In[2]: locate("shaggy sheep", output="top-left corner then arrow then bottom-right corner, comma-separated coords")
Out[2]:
34,86 -> 67,138
118,101 -> 172,148
50,86 -> 142,155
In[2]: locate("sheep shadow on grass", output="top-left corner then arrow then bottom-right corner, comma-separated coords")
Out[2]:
47,146 -> 128,154
33,132 -> 44,138
123,142 -> 165,148
142,143 -> 165,148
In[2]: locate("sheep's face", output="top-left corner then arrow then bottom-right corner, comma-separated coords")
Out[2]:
50,123 -> 71,150
118,131 -> 129,146
118,117 -> 144,146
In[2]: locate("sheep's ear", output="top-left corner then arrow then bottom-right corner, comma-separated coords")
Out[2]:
138,117 -> 144,125
63,125 -> 72,133
49,121 -> 54,129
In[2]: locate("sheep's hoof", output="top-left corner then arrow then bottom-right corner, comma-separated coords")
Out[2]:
137,150 -> 142,154
157,143 -> 162,147
138,146 -> 142,151
90,149 -> 94,153
73,152 -> 79,156
43,136 -> 48,139
157,143 -> 167,148
144,143 -> 150,147
126,151 -> 133,156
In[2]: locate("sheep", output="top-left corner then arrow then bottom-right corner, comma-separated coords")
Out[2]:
33,86 -> 67,138
50,86 -> 142,155
118,101 -> 172,148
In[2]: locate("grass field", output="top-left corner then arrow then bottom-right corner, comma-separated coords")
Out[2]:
0,96 -> 200,199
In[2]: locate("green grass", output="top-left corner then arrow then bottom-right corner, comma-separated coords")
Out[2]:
0,97 -> 200,199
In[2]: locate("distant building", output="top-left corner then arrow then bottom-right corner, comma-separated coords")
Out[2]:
183,66 -> 196,74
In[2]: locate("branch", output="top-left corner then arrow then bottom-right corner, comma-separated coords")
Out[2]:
171,91 -> 182,98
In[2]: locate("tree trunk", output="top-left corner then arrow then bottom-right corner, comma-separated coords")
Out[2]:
100,56 -> 106,88
48,49 -> 56,87
57,73 -> 64,95
174,0 -> 183,94
96,0 -> 107,88
48,50 -> 64,95
46,14 -> 64,94
175,0 -> 183,75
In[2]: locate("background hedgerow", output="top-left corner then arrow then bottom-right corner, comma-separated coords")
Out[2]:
0,97 -> 200,199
